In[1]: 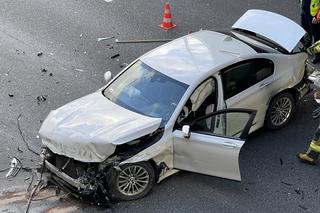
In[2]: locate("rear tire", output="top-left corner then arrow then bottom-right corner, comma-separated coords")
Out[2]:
106,162 -> 155,201
265,92 -> 295,130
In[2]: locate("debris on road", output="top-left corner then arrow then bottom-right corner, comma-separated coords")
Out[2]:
115,38 -> 173,43
298,205 -> 308,211
74,68 -> 84,72
294,189 -> 302,195
17,146 -> 23,153
110,53 -> 120,59
6,157 -> 22,179
41,68 -> 47,73
16,49 -> 25,55
281,180 -> 293,186
120,63 -> 128,68
97,36 -> 114,42
80,34 -> 83,38
8,94 -> 14,97
49,73 -> 53,76
294,188 -> 305,199
17,114 -> 40,156
280,158 -> 283,165
106,44 -> 114,49
37,52 -> 43,57
36,95 -> 47,104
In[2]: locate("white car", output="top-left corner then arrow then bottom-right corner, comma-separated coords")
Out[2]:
39,10 -> 312,202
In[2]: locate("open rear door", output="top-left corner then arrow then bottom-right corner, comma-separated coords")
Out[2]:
173,109 -> 256,181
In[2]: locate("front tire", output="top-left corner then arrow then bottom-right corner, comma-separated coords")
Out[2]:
106,162 -> 155,201
265,92 -> 295,130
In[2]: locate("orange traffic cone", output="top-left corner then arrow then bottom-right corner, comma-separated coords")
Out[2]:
159,2 -> 176,30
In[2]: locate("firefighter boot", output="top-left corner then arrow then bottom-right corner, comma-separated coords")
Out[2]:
297,152 -> 316,165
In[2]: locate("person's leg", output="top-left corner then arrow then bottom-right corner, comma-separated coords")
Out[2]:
297,127 -> 320,164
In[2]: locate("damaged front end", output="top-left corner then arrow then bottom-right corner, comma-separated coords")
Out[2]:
40,127 -> 165,205
41,148 -> 119,206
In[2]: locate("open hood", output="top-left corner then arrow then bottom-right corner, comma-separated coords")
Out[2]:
39,92 -> 161,162
232,9 -> 306,53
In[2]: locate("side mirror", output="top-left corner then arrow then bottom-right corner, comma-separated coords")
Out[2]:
182,125 -> 191,138
104,71 -> 112,83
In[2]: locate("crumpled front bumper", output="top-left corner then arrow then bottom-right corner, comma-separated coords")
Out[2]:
40,147 -> 123,206
40,148 -> 113,205
44,160 -> 87,190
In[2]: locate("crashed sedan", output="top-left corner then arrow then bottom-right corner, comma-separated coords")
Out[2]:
39,10 -> 314,203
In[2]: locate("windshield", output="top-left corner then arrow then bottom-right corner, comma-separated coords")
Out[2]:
103,60 -> 188,125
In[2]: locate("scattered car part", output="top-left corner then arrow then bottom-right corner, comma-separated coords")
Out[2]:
104,71 -> 112,83
6,157 -> 22,178
110,54 -> 120,59
115,38 -> 173,43
26,157 -> 46,213
97,36 -> 114,42
119,63 -> 128,68
74,68 -> 84,72
36,95 -> 47,104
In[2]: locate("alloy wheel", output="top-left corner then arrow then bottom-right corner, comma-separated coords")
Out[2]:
117,165 -> 150,196
270,96 -> 292,127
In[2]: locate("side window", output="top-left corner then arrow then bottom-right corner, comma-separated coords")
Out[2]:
222,59 -> 274,99
191,111 -> 253,139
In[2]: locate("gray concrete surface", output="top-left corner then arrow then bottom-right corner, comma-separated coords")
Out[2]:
0,0 -> 319,212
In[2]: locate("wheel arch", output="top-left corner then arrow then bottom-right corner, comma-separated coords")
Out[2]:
148,159 -> 161,182
267,88 -> 299,107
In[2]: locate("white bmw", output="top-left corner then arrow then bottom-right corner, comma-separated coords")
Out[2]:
39,10 -> 314,202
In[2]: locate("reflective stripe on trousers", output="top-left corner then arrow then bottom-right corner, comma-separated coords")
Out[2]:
310,141 -> 320,153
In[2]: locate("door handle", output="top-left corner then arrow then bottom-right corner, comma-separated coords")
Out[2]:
222,142 -> 237,148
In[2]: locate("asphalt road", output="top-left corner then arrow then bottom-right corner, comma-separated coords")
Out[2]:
0,0 -> 319,212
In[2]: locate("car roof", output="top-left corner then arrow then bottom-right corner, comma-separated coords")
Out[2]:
141,30 -> 257,85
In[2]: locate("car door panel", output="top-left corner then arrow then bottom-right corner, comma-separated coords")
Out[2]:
173,130 -> 244,180
173,109 -> 256,181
